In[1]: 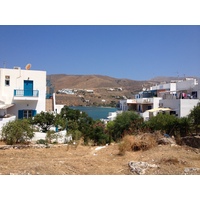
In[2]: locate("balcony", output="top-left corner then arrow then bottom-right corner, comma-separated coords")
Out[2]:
130,98 -> 154,104
13,89 -> 39,100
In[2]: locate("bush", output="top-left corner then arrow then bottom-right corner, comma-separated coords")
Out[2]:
90,121 -> 109,145
108,111 -> 142,142
1,119 -> 34,145
146,113 -> 177,135
131,133 -> 157,151
68,129 -> 82,141
188,102 -> 200,134
46,130 -> 59,144
118,135 -> 135,155
118,133 -> 157,155
36,139 -> 48,145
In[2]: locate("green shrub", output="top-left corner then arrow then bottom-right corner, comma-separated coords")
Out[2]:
46,130 -> 58,144
1,119 -> 34,145
36,139 -> 48,145
108,111 -> 142,142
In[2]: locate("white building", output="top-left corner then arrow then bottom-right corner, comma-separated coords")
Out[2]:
0,66 -> 46,130
159,98 -> 199,118
119,77 -> 200,120
107,110 -> 123,121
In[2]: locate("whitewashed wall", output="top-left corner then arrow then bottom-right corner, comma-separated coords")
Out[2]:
160,99 -> 199,118
180,99 -> 199,117
151,82 -> 176,91
176,79 -> 197,91
0,67 -> 46,117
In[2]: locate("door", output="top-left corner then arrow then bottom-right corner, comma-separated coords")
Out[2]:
24,80 -> 33,96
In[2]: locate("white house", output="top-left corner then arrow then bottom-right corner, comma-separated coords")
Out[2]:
119,77 -> 200,120
0,66 -> 46,130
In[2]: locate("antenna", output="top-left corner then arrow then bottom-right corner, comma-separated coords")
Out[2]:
25,63 -> 31,70
3,61 -> 6,68
176,71 -> 179,79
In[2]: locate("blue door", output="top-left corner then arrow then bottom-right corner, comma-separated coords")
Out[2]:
24,80 -> 33,96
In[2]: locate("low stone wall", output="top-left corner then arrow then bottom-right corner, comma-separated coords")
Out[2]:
0,144 -> 69,150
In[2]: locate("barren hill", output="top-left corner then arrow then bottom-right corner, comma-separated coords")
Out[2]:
47,74 -> 148,91
47,74 -> 153,106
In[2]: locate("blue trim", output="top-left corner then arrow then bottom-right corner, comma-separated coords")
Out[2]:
18,110 -> 23,119
32,110 -> 37,116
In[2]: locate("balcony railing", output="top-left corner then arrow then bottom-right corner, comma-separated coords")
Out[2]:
14,90 -> 39,97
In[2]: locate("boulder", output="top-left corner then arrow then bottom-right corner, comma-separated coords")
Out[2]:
157,137 -> 176,145
128,161 -> 159,175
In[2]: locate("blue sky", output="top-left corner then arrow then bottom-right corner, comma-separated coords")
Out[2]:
0,25 -> 199,80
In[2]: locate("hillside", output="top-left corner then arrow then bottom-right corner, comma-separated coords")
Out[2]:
47,74 -> 147,91
47,74 -> 155,106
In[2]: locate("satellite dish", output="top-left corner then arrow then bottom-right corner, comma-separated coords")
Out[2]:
25,63 -> 31,70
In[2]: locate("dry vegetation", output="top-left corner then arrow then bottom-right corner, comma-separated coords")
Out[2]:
118,134 -> 158,155
0,135 -> 200,175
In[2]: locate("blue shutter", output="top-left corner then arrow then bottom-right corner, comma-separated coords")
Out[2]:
32,110 -> 37,117
18,110 -> 23,119
55,126 -> 58,132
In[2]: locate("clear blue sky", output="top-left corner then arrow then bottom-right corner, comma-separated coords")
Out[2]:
0,25 -> 199,80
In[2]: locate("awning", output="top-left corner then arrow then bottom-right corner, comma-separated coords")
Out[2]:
0,104 -> 14,110
147,107 -> 171,112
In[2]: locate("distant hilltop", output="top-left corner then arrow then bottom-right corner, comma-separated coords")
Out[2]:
47,74 -> 148,92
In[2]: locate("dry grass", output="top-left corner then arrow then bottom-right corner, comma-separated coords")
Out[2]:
0,139 -> 200,175
118,133 -> 158,155
158,157 -> 180,165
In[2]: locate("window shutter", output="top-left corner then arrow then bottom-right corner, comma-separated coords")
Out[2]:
18,110 -> 23,119
32,110 -> 37,117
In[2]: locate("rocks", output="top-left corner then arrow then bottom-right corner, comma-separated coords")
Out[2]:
157,137 -> 176,145
0,143 -> 68,150
181,136 -> 200,149
0,145 -> 11,150
184,167 -> 200,175
128,161 -> 159,175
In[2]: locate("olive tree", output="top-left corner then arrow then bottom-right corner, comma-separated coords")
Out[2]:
32,111 -> 55,132
60,106 -> 94,144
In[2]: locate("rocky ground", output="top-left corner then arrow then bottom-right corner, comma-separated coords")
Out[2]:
0,141 -> 200,175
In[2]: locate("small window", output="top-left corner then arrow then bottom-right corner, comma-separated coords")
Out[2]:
5,75 -> 10,86
5,80 -> 10,86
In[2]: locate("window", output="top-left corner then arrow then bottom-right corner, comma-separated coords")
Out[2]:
23,110 -> 32,119
18,110 -> 37,119
147,105 -> 152,110
5,75 -> 10,86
